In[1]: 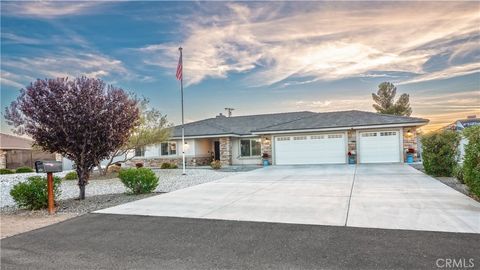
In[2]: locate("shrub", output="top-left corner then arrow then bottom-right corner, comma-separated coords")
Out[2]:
462,126 -> 480,197
64,171 -> 78,180
15,167 -> 34,173
118,168 -> 158,194
421,130 -> 460,176
10,176 -> 62,210
453,165 -> 464,184
160,162 -> 178,169
210,160 -> 222,170
0,169 -> 14,175
107,164 -> 122,173
160,162 -> 171,169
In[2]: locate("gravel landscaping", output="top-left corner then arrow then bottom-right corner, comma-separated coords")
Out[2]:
1,168 -> 238,208
0,168 -> 242,238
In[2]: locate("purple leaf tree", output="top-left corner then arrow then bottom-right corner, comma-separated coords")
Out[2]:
5,77 -> 140,199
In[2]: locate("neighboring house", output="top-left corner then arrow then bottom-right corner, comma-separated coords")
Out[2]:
132,110 -> 428,166
0,133 -> 57,169
443,115 -> 479,160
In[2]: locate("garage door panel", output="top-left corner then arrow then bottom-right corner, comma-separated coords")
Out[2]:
275,134 -> 346,165
359,131 -> 400,163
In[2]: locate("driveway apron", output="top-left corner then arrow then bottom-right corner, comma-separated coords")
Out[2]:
96,164 -> 480,233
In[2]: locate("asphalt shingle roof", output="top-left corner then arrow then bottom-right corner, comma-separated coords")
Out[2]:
172,110 -> 428,137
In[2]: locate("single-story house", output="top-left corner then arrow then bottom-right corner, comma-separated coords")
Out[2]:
0,133 -> 57,169
132,110 -> 428,166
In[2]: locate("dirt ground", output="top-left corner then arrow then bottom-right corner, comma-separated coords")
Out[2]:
1,212 -> 79,239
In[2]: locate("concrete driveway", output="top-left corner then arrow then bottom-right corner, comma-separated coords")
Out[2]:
97,164 -> 480,233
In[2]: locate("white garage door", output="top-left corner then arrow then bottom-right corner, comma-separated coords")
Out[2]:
274,134 -> 346,165
359,130 -> 401,163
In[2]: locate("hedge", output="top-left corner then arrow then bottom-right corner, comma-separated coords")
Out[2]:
462,126 -> 480,197
421,130 -> 460,176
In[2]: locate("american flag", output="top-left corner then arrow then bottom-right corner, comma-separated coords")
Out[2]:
176,48 -> 182,81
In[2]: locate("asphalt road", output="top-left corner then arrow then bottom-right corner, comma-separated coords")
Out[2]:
1,214 -> 479,269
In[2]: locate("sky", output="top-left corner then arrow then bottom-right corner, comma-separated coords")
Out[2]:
1,1 -> 479,134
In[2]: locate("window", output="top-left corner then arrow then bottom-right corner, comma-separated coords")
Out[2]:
361,132 -> 377,137
328,134 -> 343,139
293,136 -> 307,140
276,137 -> 290,141
311,135 -> 324,140
380,131 -> 396,136
161,142 -> 177,156
135,146 -> 145,157
240,139 -> 261,157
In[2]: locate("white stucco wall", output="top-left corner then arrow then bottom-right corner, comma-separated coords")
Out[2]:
231,137 -> 262,165
194,138 -> 212,157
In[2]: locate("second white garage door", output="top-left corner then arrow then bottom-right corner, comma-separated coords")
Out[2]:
359,130 -> 401,163
274,134 -> 346,165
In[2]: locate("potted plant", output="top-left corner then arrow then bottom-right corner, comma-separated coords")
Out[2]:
406,148 -> 415,163
262,153 -> 270,166
348,150 -> 356,164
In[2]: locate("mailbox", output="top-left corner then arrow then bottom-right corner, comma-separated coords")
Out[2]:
35,160 -> 63,173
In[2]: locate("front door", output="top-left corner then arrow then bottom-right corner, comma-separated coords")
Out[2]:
214,141 -> 220,161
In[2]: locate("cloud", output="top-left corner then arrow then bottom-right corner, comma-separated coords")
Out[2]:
398,62 -> 480,85
1,33 -> 41,45
137,2 -> 479,87
1,50 -> 132,88
1,1 -> 105,18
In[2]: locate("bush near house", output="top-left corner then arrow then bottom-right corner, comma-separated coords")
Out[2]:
64,171 -> 78,180
107,164 -> 122,173
10,176 -> 62,210
15,167 -> 35,173
0,169 -> 14,174
160,162 -> 171,169
210,160 -> 222,170
421,130 -> 460,177
160,162 -> 178,169
462,126 -> 480,197
118,168 -> 158,194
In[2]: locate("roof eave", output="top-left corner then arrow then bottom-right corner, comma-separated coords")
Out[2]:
251,121 -> 429,135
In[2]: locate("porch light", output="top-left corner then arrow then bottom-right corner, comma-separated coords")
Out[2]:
264,137 -> 271,145
183,142 -> 190,152
406,130 -> 413,137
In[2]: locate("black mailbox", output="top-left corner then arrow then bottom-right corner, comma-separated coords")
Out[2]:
35,160 -> 63,173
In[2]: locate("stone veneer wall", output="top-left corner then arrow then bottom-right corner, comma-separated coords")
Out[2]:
0,151 -> 6,169
219,137 -> 232,166
127,156 -> 212,168
402,126 -> 419,162
347,130 -> 357,158
260,135 -> 273,164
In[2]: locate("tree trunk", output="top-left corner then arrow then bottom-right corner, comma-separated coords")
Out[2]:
76,167 -> 90,200
79,184 -> 86,200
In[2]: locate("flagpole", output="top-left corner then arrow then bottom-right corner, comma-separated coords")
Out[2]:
179,47 -> 186,175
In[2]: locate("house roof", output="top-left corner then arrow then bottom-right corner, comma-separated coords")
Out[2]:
172,110 -> 428,138
254,110 -> 428,133
0,133 -> 34,150
172,111 -> 316,137
458,118 -> 480,128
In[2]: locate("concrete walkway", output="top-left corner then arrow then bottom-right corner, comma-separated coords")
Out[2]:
96,164 -> 480,233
